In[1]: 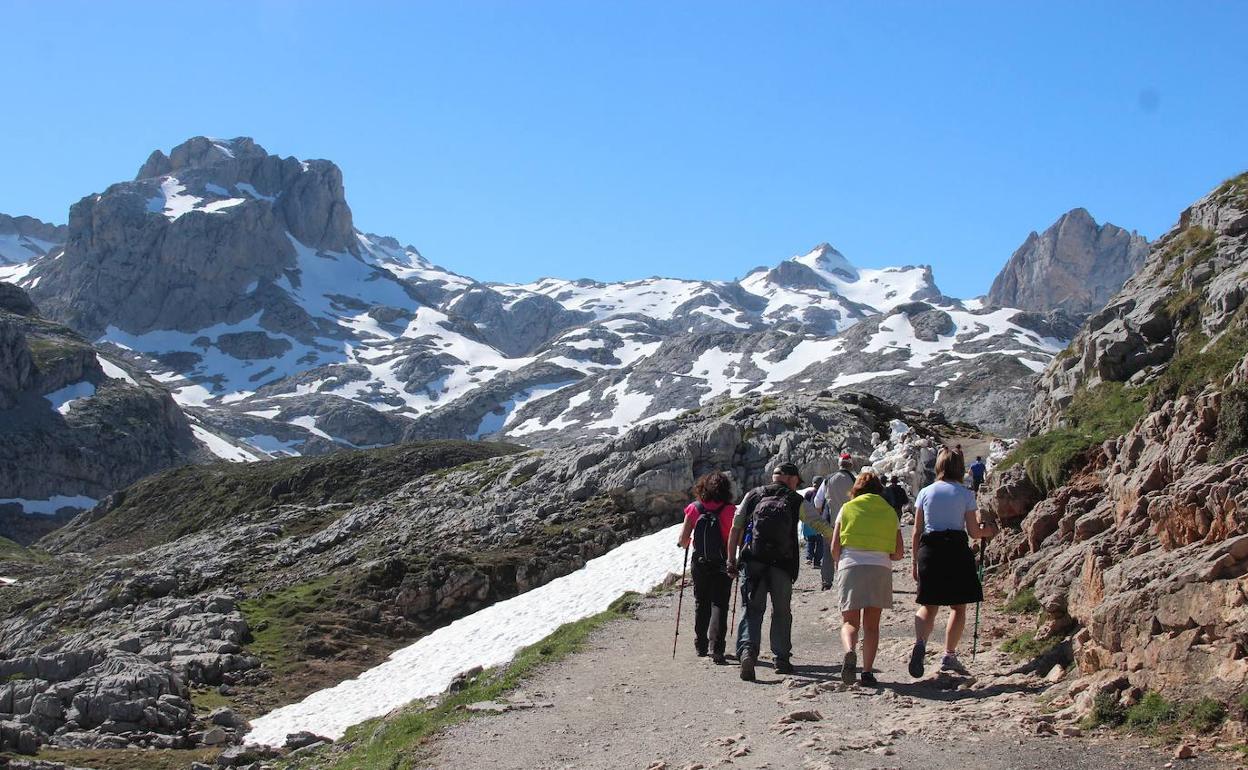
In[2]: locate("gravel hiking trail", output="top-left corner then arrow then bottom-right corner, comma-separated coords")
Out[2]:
424,539 -> 1231,769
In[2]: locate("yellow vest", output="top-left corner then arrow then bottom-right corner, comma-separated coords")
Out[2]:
838,494 -> 898,553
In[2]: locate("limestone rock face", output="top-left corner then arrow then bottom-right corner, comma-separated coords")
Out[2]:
1029,176 -> 1248,432
0,286 -> 204,543
989,173 -> 1248,705
987,208 -> 1149,317
25,136 -> 372,340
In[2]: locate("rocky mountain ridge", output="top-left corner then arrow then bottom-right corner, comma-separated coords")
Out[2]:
987,207 -> 1150,317
0,137 -> 1126,462
981,172 -> 1248,713
0,283 -> 210,544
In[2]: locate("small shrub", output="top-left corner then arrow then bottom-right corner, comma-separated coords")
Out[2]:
1125,691 -> 1177,731
1179,697 -> 1227,733
1004,587 -> 1041,615
1001,631 -> 1059,660
1086,692 -> 1126,727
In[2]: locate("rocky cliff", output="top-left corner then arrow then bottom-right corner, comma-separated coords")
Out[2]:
987,208 -> 1149,317
981,172 -> 1248,714
0,284 -> 208,544
0,390 -> 924,756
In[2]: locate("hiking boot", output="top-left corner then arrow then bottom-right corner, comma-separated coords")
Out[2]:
821,584 -> 832,591
908,641 -> 926,678
774,658 -> 794,675
860,671 -> 878,686
840,650 -> 857,684
712,652 -> 727,665
739,650 -> 757,682
695,641 -> 708,657
940,653 -> 969,675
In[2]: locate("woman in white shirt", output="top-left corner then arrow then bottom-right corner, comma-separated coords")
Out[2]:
907,448 -> 997,677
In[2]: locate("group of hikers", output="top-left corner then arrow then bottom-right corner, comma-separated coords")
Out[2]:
676,447 -> 998,684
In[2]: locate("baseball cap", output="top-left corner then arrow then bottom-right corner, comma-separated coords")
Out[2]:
838,452 -> 853,467
772,462 -> 802,480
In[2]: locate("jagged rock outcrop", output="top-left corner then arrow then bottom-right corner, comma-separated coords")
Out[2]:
985,173 -> 1248,709
987,208 -> 1149,317
1030,176 -> 1248,430
25,136 -> 384,340
0,391 -> 921,753
0,285 -> 205,543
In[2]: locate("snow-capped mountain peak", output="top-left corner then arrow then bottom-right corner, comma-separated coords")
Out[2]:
0,136 -> 1097,460
794,242 -> 857,280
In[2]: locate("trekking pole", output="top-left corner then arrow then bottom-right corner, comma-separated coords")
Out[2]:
672,544 -> 689,659
972,538 -> 985,662
729,569 -> 739,629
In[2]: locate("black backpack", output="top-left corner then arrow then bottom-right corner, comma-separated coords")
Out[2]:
743,484 -> 797,566
691,502 -> 728,567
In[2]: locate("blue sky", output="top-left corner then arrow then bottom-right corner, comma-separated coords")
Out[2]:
2,1 -> 1245,298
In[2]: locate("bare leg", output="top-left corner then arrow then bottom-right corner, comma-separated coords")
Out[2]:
944,604 -> 967,653
840,609 -> 861,653
914,604 -> 939,642
861,607 -> 882,671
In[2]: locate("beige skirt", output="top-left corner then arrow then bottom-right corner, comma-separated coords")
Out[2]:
836,565 -> 893,611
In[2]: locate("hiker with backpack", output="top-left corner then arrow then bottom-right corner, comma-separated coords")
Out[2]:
830,470 -> 905,685
801,475 -> 825,567
726,461 -> 826,681
677,472 -> 737,664
907,448 -> 998,677
813,453 -> 856,590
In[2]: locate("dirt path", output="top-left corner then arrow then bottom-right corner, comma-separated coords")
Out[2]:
424,543 -> 1229,770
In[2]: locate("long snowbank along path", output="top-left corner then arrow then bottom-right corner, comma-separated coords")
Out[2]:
246,524 -> 685,745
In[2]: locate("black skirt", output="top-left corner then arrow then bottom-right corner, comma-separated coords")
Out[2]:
915,529 -> 983,606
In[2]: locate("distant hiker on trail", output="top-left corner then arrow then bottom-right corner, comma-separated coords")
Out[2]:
801,475 -> 825,567
814,453 -> 856,590
727,461 -> 826,681
677,472 -> 737,665
908,448 -> 998,677
882,475 -> 909,516
831,471 -> 904,686
969,456 -> 987,494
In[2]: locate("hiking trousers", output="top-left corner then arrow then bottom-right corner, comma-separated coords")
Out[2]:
691,558 -> 732,655
735,562 -> 793,661
805,534 -> 824,566
820,539 -> 836,588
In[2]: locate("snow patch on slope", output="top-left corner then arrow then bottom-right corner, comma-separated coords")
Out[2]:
246,523 -> 684,745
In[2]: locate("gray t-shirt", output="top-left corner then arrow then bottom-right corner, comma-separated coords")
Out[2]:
813,469 -> 855,523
